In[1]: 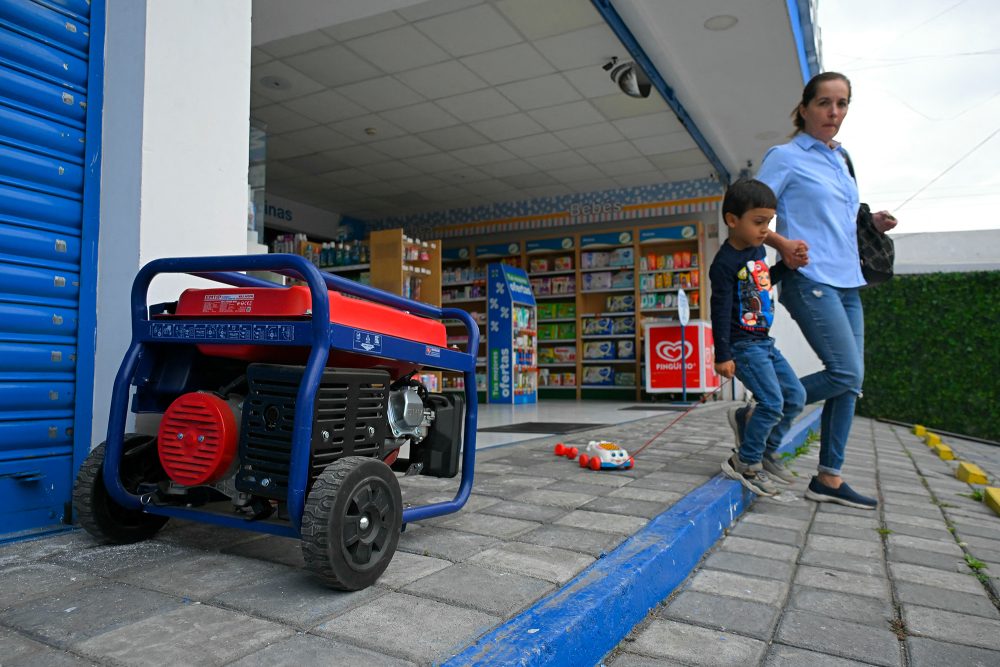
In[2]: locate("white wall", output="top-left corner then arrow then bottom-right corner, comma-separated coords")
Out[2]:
92,0 -> 252,445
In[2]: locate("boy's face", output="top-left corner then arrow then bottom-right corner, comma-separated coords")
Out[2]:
725,207 -> 775,249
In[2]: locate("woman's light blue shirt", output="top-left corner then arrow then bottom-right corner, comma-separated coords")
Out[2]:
756,133 -> 865,288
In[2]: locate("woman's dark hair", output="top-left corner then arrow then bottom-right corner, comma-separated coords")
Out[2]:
791,71 -> 852,133
722,178 -> 777,218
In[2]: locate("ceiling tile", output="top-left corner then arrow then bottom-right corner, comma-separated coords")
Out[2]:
320,144 -> 392,167
346,25 -> 450,73
266,161 -> 309,181
282,126 -> 357,152
564,65 -> 618,99
570,179 -> 619,195
266,135 -> 316,160
614,172 -> 670,188
283,90 -> 367,124
322,12 -> 407,42
495,0 -> 603,41
353,180 -> 409,197
469,113 -> 545,142
331,115 -> 407,143
415,5 -> 522,57
528,100 -> 604,131
435,167 -> 492,185
360,160 -> 422,181
613,113 -> 684,139
460,43 -> 555,86
462,179 -> 521,196
497,74 -> 581,110
534,25 -> 621,71
576,141 -> 642,163
322,169 -> 380,186
500,172 -> 557,189
477,159 -> 537,178
251,61 -> 326,102
554,123 -> 625,148
379,102 -> 460,133
258,29 -> 334,59
337,77 -> 425,112
526,150 -> 587,170
396,61 -> 488,99
422,185 -> 471,202
386,174 -> 449,191
397,0 -> 485,21
280,152 -> 351,175
635,132 -> 698,156
500,133 -> 568,158
284,45 -> 382,89
369,135 -> 439,159
251,105 -> 317,134
648,148 -> 709,170
522,184 -> 572,199
402,152 -> 469,173
450,143 -> 517,166
419,125 -> 491,151
596,156 -> 657,177
549,164 -> 605,183
250,92 -> 272,108
437,89 -> 519,122
590,93 -> 665,121
251,48 -> 272,67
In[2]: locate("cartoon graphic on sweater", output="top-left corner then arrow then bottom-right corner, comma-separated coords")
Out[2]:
736,260 -> 773,330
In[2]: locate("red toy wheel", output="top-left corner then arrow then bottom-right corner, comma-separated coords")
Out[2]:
554,443 -> 565,456
578,454 -> 589,468
627,457 -> 635,469
589,457 -> 601,471
567,447 -> 578,460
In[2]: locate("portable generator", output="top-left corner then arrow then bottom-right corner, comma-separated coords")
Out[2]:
74,254 -> 479,590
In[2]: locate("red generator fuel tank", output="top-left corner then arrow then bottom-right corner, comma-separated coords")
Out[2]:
169,286 -> 448,378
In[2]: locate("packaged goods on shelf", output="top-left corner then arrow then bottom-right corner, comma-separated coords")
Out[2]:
529,258 -> 550,273
553,255 -> 574,271
562,372 -> 576,386
581,251 -> 611,269
546,371 -> 559,386
538,324 -> 557,340
610,270 -> 634,288
615,371 -> 636,386
582,272 -> 612,291
609,247 -> 634,267
617,340 -> 635,359
582,317 -> 613,336
583,341 -> 615,360
606,294 -> 635,312
583,365 -> 614,385
539,347 -> 557,364
552,276 -> 576,294
552,346 -> 576,363
442,266 -> 485,285
442,284 -> 486,301
612,316 -> 636,334
555,302 -> 576,318
556,322 -> 576,339
537,303 -> 557,320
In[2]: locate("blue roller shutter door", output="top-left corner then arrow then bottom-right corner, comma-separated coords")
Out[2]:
0,0 -> 98,537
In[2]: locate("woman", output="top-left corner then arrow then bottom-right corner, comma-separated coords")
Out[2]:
756,72 -> 897,510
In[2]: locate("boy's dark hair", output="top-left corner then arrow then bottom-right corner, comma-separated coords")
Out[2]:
722,178 -> 777,218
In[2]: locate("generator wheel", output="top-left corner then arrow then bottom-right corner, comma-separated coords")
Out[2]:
301,456 -> 402,591
73,435 -> 169,544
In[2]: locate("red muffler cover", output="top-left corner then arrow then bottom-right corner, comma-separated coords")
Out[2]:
158,392 -> 239,486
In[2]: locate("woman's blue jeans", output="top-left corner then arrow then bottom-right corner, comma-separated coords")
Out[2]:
778,272 -> 864,476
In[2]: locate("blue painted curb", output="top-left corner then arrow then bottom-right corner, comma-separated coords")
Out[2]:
442,406 -> 820,667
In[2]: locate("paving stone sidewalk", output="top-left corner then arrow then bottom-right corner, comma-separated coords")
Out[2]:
0,401 -> 751,667
606,418 -> 1000,667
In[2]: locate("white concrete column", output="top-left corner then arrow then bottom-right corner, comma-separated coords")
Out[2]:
92,0 -> 252,445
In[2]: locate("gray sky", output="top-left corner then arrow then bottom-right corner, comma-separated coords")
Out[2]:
818,0 -> 1000,234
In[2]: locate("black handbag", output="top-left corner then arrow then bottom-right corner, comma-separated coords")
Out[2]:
845,154 -> 895,286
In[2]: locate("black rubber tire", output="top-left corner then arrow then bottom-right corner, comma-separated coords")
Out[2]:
301,456 -> 402,591
73,434 -> 169,544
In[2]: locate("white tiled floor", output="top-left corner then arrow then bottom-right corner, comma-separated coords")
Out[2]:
472,400 -> 686,449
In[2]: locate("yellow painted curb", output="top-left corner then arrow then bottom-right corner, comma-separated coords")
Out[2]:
956,462 -> 988,485
985,488 -> 1000,516
913,424 -> 927,437
925,433 -> 941,447
933,443 -> 955,461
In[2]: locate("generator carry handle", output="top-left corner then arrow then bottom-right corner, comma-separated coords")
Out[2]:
103,253 -> 479,535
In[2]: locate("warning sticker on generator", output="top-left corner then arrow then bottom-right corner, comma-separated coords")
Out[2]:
353,330 -> 382,354
202,293 -> 255,313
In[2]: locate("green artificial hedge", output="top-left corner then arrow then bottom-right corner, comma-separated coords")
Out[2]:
858,271 -> 1000,442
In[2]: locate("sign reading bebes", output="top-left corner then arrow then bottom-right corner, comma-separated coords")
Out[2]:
643,320 -> 720,393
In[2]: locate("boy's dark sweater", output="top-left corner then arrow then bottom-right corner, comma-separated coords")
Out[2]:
709,241 -> 779,363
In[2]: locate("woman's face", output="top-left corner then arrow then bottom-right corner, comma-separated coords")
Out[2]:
799,79 -> 850,145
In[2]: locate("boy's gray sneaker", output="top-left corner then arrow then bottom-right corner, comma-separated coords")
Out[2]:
721,453 -> 779,496
762,453 -> 796,484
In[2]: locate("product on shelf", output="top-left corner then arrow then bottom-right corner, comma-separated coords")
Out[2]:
617,340 -> 635,359
583,341 -> 615,360
555,302 -> 576,319
612,316 -> 636,335
538,303 -> 556,320
615,371 -> 636,386
582,317 -> 613,336
606,294 -> 635,312
609,247 -> 634,267
556,322 -> 576,339
553,255 -> 573,271
583,365 -> 614,385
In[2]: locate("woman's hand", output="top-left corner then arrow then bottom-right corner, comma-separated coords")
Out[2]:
714,360 -> 735,379
781,238 -> 810,270
873,211 -> 898,233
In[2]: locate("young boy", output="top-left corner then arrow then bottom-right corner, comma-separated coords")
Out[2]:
710,179 -> 805,496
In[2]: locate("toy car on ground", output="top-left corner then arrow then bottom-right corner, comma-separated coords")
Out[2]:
73,254 -> 479,591
578,441 -> 634,470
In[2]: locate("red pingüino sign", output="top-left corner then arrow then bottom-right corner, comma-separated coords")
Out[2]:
644,321 -> 720,393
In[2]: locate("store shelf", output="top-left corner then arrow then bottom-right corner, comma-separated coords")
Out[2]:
539,362 -> 577,368
442,279 -> 486,287
580,287 -> 634,294
581,334 -> 635,340
538,318 -> 576,323
442,296 -> 486,304
580,266 -> 633,273
528,269 -> 576,277
639,267 -> 699,276
535,293 -> 576,300
539,385 -> 577,390
642,287 -> 699,294
581,359 -> 636,365
538,338 -> 576,344
640,306 -> 701,314
581,384 -> 636,390
322,263 -> 370,273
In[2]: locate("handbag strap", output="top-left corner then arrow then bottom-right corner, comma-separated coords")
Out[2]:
842,151 -> 857,181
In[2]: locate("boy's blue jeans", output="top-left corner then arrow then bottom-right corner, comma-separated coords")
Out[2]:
778,272 -> 864,476
731,339 -> 806,465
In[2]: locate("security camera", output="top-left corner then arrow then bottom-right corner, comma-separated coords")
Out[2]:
603,57 -> 651,99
